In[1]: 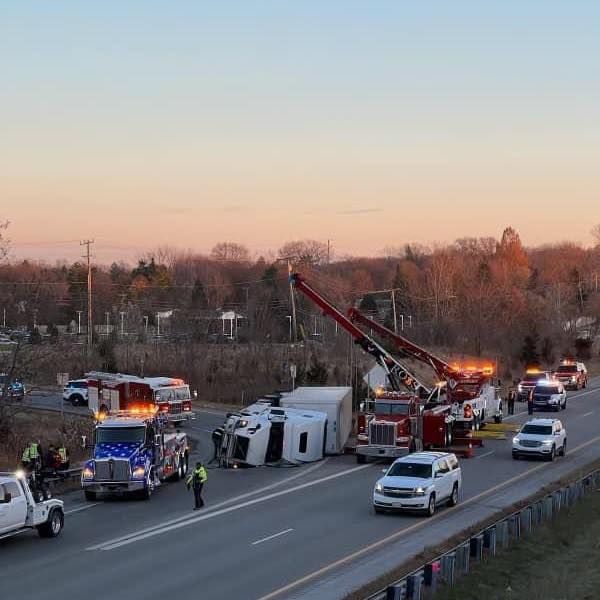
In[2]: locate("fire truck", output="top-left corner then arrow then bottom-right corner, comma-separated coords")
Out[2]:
86,372 -> 195,423
289,272 -> 454,462
81,405 -> 189,501
348,309 -> 503,430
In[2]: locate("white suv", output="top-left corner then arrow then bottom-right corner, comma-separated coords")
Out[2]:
62,379 -> 88,406
373,452 -> 461,517
512,418 -> 566,461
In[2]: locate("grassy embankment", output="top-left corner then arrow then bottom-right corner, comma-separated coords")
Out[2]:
435,489 -> 600,600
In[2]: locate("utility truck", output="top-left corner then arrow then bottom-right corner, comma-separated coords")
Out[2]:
0,471 -> 64,540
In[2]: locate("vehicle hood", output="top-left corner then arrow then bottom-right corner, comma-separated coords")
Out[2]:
516,433 -> 553,442
94,442 -> 142,461
378,475 -> 433,489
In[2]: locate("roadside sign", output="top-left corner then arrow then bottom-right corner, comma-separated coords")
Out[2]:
57,372 -> 69,386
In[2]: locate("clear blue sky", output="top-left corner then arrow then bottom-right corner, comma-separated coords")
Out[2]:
2,2 -> 599,261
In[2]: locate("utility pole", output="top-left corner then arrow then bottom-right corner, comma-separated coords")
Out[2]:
391,289 -> 398,333
2,307 -> 5,328
81,240 -> 94,347
327,239 -> 331,265
119,311 -> 125,336
76,310 -> 82,334
288,260 -> 297,343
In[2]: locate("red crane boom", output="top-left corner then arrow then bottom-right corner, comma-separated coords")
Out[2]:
289,272 -> 432,397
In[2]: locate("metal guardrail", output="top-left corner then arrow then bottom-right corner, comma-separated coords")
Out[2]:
45,468 -> 82,486
364,467 -> 600,600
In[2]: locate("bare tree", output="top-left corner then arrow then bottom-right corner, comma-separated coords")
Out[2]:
210,242 -> 250,262
591,223 -> 600,247
0,220 -> 9,263
278,240 -> 329,266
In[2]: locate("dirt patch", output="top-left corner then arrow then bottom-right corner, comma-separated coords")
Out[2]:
344,459 -> 600,600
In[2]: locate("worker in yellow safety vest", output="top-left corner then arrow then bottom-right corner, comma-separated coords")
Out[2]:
57,446 -> 69,470
186,462 -> 208,510
21,442 -> 41,471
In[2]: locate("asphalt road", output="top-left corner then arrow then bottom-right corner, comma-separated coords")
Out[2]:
2,382 -> 599,600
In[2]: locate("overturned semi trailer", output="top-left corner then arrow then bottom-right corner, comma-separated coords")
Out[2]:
216,401 -> 327,467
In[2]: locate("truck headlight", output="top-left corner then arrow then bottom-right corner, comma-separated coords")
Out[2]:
82,467 -> 95,480
541,440 -> 553,446
375,482 -> 383,493
414,487 -> 426,496
512,437 -> 520,444
518,384 -> 523,392
571,376 -> 577,382
132,466 -> 146,479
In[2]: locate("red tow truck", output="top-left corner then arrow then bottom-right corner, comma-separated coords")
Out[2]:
289,272 -> 455,462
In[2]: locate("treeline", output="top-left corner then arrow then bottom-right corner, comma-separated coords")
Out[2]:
1,228 -> 599,371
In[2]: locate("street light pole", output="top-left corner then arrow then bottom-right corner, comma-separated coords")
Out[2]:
286,316 -> 292,342
400,314 -> 404,332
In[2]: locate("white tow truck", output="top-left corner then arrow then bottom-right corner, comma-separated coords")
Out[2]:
0,471 -> 65,540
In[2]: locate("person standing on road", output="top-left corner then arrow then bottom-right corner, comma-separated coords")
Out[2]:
527,389 -> 534,415
186,461 -> 208,510
507,388 -> 516,416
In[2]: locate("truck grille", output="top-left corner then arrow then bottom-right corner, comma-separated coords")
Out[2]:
369,422 -> 396,446
95,459 -> 130,481
520,440 -> 541,448
383,487 -> 414,498
169,402 -> 182,414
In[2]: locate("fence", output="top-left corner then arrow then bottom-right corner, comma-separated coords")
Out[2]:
364,468 -> 600,600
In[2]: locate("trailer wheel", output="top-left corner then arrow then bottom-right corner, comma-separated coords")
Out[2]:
356,454 -> 367,464
37,508 -> 64,538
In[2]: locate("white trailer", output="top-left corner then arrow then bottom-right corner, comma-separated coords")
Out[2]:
280,386 -> 353,454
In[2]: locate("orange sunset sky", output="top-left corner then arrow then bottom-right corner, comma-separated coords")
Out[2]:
2,3 -> 599,264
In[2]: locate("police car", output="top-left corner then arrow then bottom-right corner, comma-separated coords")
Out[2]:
532,380 -> 567,412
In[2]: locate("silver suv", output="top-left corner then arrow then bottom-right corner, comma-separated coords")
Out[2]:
512,418 -> 566,461
373,452 -> 461,517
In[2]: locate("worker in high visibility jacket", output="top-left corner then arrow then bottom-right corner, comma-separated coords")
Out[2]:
21,442 -> 41,471
57,446 -> 69,470
186,462 -> 208,510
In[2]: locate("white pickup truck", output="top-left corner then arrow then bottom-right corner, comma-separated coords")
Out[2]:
0,472 -> 65,540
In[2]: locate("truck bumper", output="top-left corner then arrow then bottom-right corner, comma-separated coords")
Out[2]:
356,445 -> 409,459
168,412 -> 196,423
82,480 -> 146,494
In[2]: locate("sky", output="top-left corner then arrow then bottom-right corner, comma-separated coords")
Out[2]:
1,1 -> 599,264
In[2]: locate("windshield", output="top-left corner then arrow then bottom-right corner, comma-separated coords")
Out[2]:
556,365 -> 577,373
521,425 -> 552,435
387,462 -> 432,478
375,402 -> 410,416
523,373 -> 547,382
534,385 -> 560,394
96,427 -> 145,444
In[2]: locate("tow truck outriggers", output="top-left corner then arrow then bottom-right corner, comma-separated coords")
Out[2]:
81,405 -> 189,501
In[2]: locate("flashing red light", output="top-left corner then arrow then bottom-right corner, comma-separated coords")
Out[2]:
183,400 -> 192,412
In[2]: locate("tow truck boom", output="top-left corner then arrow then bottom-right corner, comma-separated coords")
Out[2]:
289,272 -> 431,397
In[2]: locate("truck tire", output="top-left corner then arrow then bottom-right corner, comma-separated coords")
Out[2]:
448,483 -> 459,507
140,470 -> 155,500
425,493 -> 436,517
37,508 -> 64,538
356,453 -> 366,464
84,491 -> 97,501
70,394 -> 84,406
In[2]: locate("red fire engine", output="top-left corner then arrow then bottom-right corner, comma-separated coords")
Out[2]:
289,272 -> 454,462
86,372 -> 195,423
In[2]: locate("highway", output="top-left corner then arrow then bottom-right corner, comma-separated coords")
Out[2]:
2,381 -> 599,600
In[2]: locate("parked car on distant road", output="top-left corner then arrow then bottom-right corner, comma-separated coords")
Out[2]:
62,379 -> 88,406
0,374 -> 25,399
532,380 -> 567,412
512,418 -> 566,461
373,452 -> 461,517
553,359 -> 587,390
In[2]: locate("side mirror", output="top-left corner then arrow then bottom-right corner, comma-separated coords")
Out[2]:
381,468 -> 387,474
435,472 -> 444,478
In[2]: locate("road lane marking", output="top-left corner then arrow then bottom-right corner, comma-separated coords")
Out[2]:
474,450 -> 495,460
87,460 -> 369,550
255,434 -> 600,600
583,411 -> 594,417
65,503 -> 100,515
252,528 -> 294,546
